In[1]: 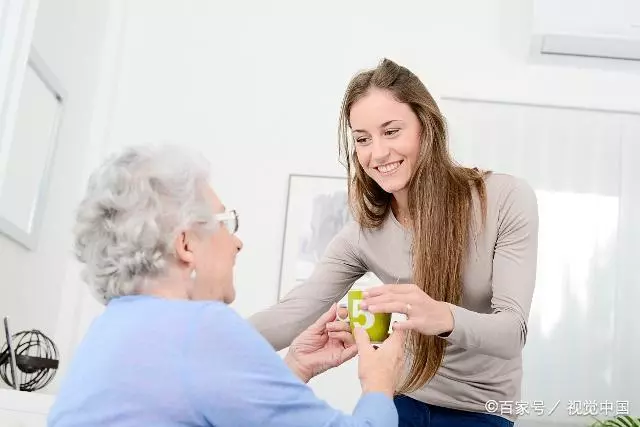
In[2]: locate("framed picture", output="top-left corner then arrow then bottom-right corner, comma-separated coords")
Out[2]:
0,48 -> 65,250
277,174 -> 381,300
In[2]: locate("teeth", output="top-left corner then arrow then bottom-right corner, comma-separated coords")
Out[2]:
378,161 -> 401,173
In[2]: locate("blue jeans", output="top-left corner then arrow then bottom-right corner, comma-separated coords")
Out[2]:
394,395 -> 514,427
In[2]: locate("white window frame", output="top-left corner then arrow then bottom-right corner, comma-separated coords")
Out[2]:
0,0 -> 41,191
0,0 -> 66,250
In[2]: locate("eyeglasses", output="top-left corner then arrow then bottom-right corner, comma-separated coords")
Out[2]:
214,210 -> 239,234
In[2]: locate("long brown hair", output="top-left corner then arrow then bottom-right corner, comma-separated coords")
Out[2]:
338,58 -> 487,393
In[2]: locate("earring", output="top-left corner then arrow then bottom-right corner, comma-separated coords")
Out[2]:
190,269 -> 197,280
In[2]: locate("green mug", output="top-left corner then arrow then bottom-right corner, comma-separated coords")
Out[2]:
337,289 -> 391,344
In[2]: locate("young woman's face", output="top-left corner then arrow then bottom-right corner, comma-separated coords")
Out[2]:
350,88 -> 422,195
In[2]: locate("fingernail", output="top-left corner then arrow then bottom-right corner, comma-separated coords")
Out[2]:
360,302 -> 368,309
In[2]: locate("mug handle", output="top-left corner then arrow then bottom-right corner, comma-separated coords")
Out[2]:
336,302 -> 349,322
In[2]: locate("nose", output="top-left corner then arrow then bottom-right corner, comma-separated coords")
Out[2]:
234,235 -> 243,252
371,138 -> 390,164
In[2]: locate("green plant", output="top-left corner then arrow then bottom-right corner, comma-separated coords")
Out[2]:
590,415 -> 640,427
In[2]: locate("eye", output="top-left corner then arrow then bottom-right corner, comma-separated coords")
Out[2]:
355,136 -> 371,146
384,129 -> 400,137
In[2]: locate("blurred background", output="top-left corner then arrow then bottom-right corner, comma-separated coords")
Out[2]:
0,0 -> 639,425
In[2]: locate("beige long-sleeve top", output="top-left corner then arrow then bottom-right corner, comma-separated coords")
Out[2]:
249,172 -> 539,421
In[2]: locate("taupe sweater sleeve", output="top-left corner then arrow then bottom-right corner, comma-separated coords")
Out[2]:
248,222 -> 367,351
443,179 -> 539,359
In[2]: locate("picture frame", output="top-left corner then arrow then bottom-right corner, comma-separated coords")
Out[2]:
277,174 -> 381,300
0,48 -> 65,250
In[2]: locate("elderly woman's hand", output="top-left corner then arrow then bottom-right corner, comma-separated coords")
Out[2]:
284,304 -> 357,383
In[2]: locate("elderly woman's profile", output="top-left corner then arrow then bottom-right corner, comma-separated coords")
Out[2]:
47,144 -> 405,427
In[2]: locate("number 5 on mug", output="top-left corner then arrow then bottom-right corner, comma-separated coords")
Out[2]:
337,289 -> 392,344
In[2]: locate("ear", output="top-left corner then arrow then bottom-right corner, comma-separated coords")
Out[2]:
174,230 -> 196,266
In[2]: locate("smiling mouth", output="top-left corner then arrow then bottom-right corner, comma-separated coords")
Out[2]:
375,160 -> 403,175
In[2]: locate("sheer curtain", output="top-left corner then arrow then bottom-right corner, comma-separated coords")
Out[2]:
441,97 -> 640,423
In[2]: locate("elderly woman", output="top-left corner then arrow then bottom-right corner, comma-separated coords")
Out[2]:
47,144 -> 405,427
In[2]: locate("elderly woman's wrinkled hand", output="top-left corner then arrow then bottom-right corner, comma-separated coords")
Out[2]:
284,304 -> 357,383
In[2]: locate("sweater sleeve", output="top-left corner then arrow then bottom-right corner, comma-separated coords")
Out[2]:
443,178 -> 539,359
249,222 -> 367,351
187,304 -> 398,427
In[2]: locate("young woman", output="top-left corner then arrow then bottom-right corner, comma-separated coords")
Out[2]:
250,58 -> 539,427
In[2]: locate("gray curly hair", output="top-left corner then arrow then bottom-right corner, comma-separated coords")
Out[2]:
73,144 -> 216,304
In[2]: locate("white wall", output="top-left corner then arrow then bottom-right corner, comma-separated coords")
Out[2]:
54,0 -> 640,423
90,2 -> 640,305
0,0 -> 112,392
84,0 -> 640,318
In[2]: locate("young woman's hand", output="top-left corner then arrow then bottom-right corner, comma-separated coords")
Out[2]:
361,284 -> 455,336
